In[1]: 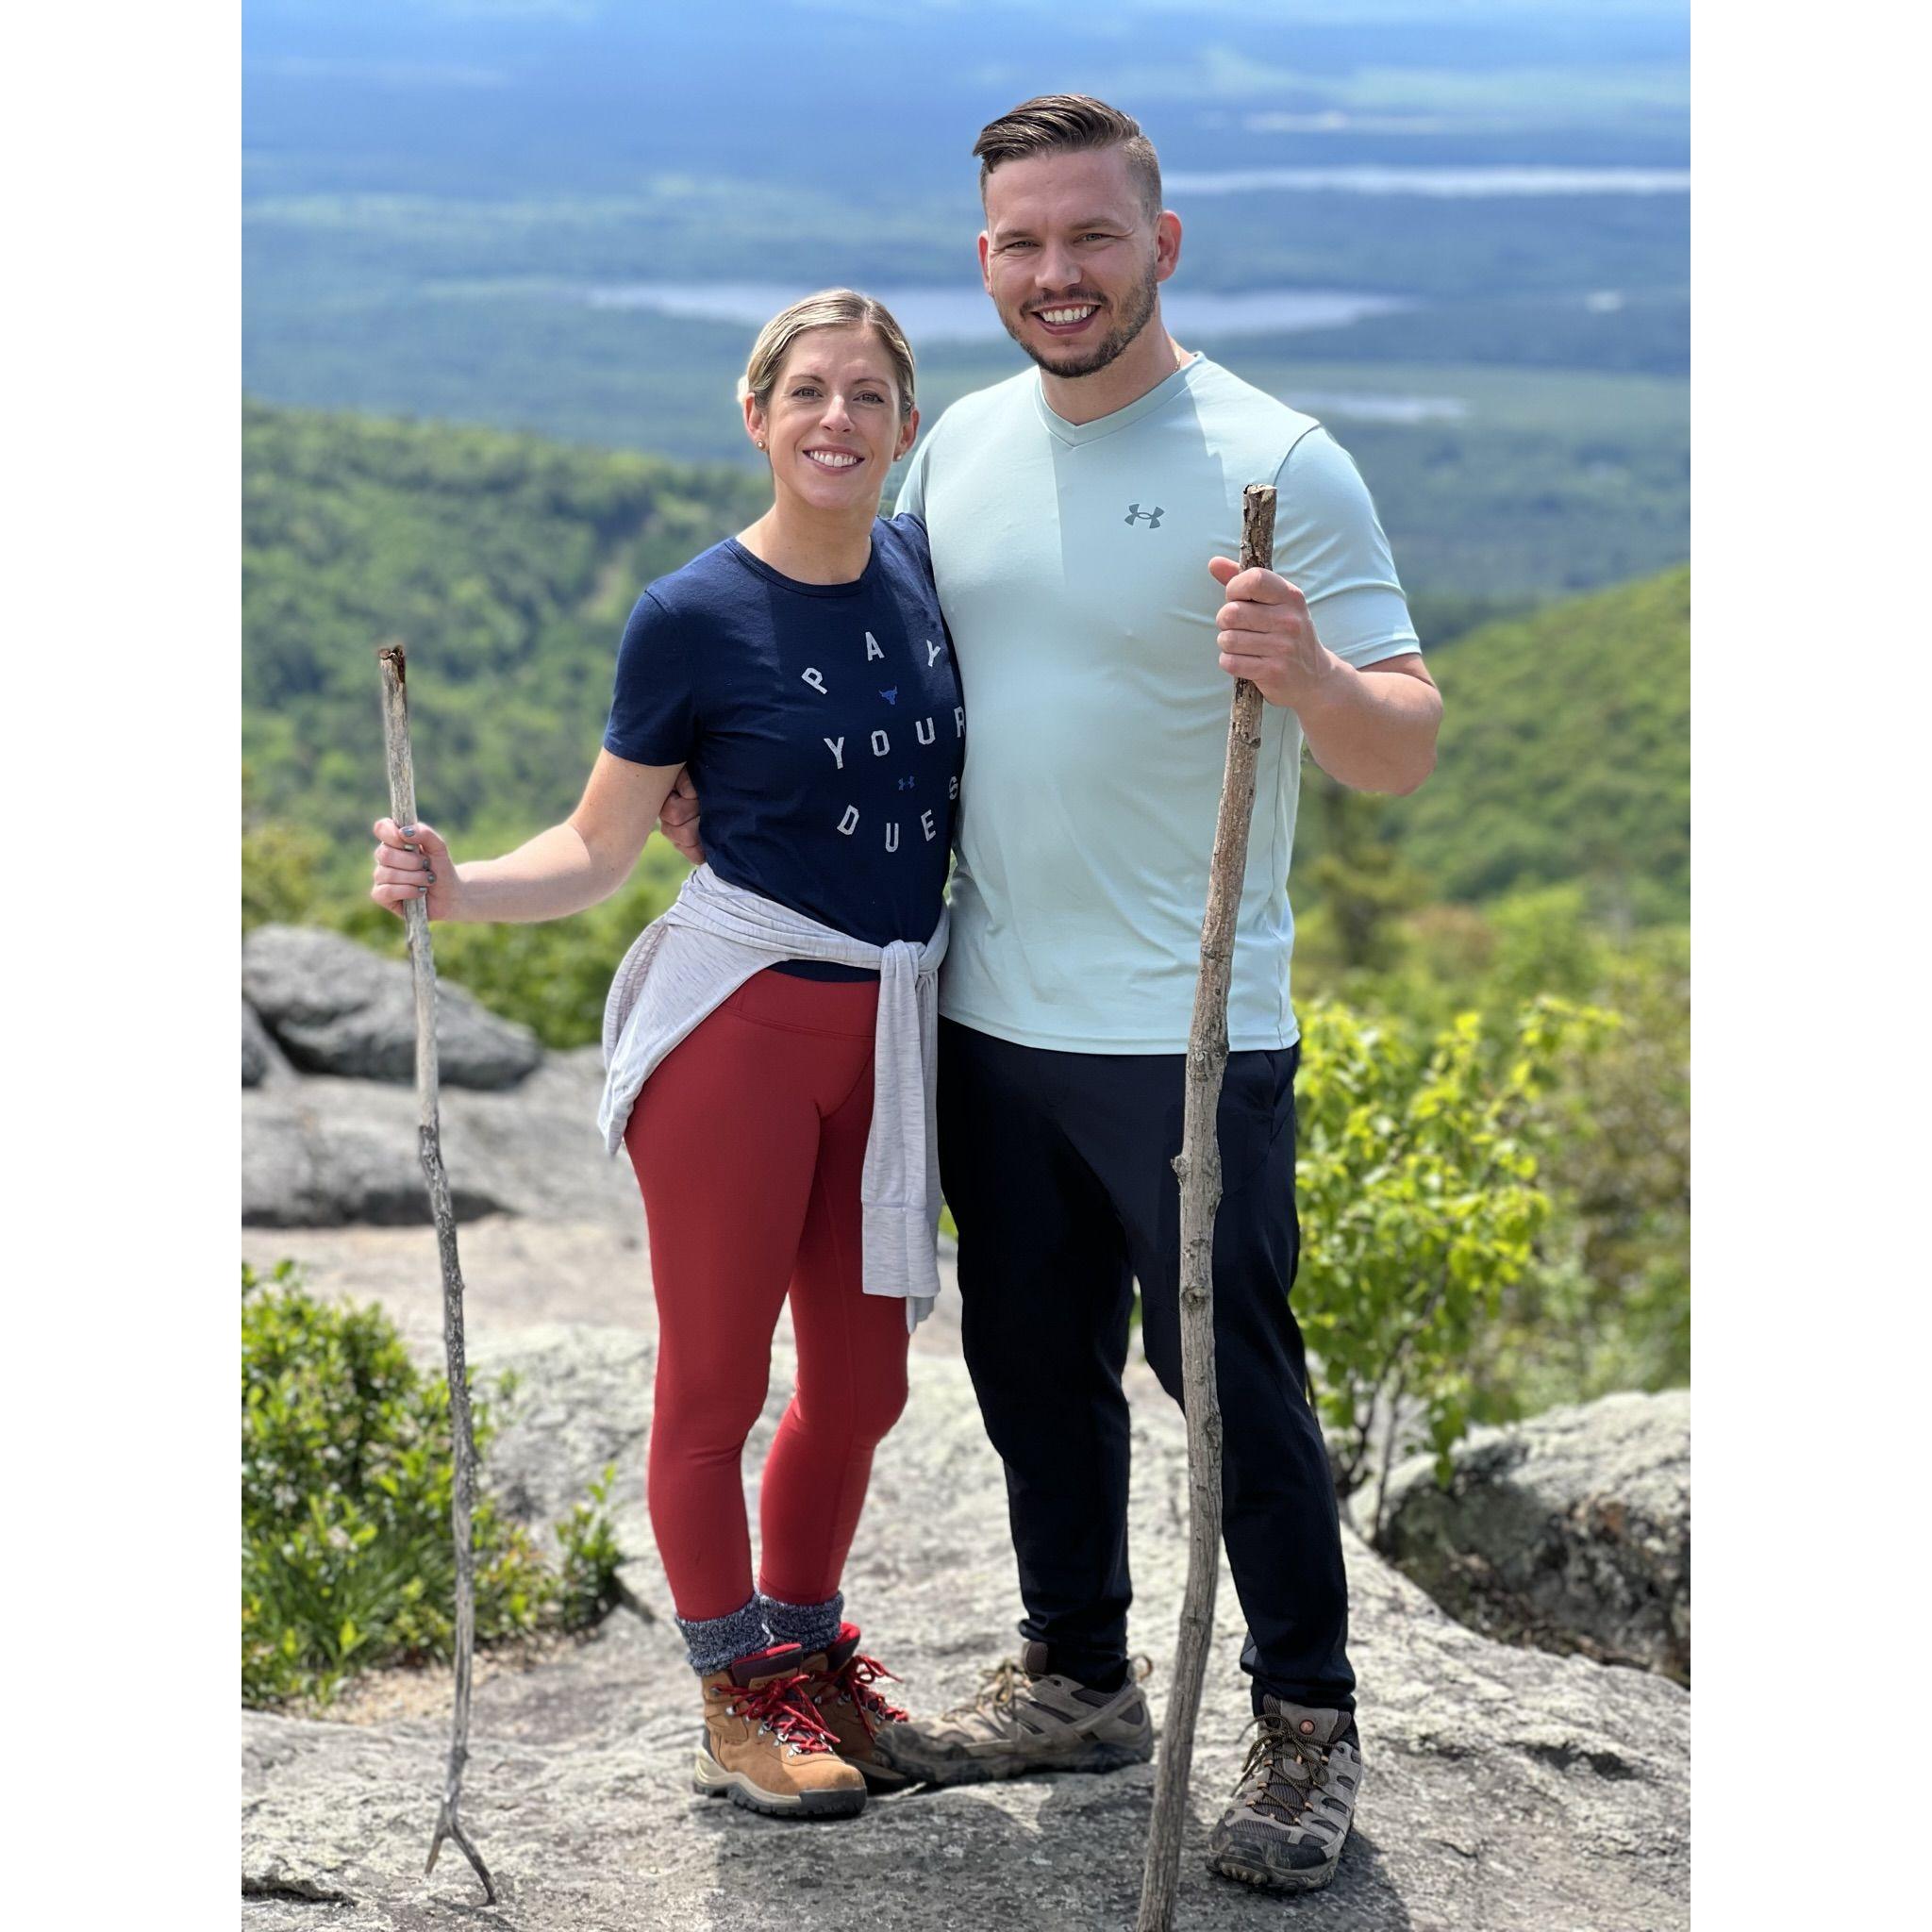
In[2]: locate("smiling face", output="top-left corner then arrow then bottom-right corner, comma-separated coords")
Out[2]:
744,324 -> 918,515
978,146 -> 1180,380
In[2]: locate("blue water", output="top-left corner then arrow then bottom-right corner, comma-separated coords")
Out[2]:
580,283 -> 1412,344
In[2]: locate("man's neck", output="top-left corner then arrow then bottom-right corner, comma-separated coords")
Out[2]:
1038,315 -> 1194,427
738,499 -> 877,586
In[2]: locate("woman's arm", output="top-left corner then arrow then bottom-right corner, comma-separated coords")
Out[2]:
370,750 -> 684,924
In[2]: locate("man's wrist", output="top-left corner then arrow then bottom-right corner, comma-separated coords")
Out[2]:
1275,646 -> 1350,720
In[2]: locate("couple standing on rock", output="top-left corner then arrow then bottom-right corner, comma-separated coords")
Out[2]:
369,95 -> 1441,1897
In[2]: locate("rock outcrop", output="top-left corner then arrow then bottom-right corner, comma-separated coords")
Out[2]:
242,999 -> 288,1088
242,1324 -> 1690,1931
1360,1390 -> 1690,1684
242,924 -> 543,1091
242,1046 -> 638,1228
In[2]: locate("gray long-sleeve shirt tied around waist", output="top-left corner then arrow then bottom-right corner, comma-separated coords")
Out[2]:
598,863 -> 950,1329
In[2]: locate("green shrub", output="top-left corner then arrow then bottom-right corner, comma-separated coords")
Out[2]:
1476,926 -> 1690,1412
554,1466 -> 625,1629
242,817 -> 333,932
1295,886 -> 1690,1425
1294,994 -> 1618,1535
242,1260 -> 624,1707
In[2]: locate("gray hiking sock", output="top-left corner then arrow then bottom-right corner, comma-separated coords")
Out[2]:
760,1588 -> 844,1658
676,1596 -> 772,1674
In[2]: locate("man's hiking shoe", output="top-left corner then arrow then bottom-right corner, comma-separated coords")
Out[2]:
1205,1699 -> 1362,1893
797,1623 -> 914,1791
871,1641 -> 1153,1787
692,1641 -> 868,1819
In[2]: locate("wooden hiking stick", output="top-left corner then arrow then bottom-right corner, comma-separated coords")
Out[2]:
375,645 -> 497,1907
1135,485 -> 1277,1932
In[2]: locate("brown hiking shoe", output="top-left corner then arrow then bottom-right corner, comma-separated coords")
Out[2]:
797,1623 -> 913,1790
870,1641 -> 1154,1788
691,1641 -> 868,1819
1205,1699 -> 1363,1893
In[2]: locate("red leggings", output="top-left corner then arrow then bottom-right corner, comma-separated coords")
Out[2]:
625,967 -> 911,1621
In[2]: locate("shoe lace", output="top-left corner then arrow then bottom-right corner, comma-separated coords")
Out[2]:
959,1656 -> 1026,1722
730,1672 -> 841,1755
941,1651 -> 1156,1734
821,1650 -> 909,1741
961,1652 -> 1154,1720
1231,1712 -> 1332,1824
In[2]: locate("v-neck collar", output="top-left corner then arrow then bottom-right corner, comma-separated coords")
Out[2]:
1033,352 -> 1207,448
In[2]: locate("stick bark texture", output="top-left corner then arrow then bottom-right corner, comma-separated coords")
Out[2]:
376,645 -> 498,1907
1135,485 -> 1277,1932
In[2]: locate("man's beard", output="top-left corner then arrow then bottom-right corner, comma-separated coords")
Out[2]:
1003,263 -> 1159,380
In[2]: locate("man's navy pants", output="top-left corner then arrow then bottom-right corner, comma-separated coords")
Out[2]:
937,1017 -> 1355,1714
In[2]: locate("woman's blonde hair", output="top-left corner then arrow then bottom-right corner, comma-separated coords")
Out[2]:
737,289 -> 917,422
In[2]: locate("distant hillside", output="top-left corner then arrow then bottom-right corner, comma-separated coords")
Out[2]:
245,404 -> 1686,921
243,401 -> 764,867
1391,566 -> 1689,917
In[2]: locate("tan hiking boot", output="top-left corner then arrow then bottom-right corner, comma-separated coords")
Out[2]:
1205,1699 -> 1363,1893
692,1641 -> 868,1819
797,1623 -> 913,1791
870,1641 -> 1154,1787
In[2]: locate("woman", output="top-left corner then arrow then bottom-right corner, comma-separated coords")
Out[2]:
369,291 -> 961,1821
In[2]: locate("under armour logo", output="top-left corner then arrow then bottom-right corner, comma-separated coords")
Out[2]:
898,775 -> 916,791
880,686 -> 899,705
1124,504 -> 1164,528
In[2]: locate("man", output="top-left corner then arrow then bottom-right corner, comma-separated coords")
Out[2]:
665,95 -> 1440,1895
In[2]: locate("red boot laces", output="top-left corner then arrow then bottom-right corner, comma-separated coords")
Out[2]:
729,1672 -> 841,1754
821,1650 -> 909,1740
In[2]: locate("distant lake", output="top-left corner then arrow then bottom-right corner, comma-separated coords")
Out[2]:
1165,166 -> 1690,198
580,283 -> 1410,343
1288,391 -> 1469,425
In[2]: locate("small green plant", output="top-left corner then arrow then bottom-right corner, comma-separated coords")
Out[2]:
555,1465 -> 625,1627
242,1261 -> 625,1707
1293,994 -> 1617,1538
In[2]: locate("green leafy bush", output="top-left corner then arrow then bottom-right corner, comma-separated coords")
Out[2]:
1479,925 -> 1690,1411
242,1260 -> 623,1707
1294,994 -> 1618,1534
1295,881 -> 1689,1425
242,763 -> 333,933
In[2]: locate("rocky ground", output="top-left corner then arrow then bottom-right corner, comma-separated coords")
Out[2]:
242,935 -> 1690,1930
1360,1395 -> 1690,1686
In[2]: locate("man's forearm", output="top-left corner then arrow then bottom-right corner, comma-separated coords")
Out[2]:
1293,656 -> 1441,795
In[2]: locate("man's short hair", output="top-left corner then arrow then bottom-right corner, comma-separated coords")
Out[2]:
972,94 -> 1163,225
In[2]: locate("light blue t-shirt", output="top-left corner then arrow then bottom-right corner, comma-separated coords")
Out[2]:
896,353 -> 1419,1054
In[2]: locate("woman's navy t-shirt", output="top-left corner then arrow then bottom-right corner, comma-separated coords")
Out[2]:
603,514 -> 963,979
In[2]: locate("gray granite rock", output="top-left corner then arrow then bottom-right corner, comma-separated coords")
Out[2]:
242,923 -> 543,1090
243,1325 -> 1690,1930
1360,1390 -> 1690,1685
242,999 -> 287,1088
242,1048 -> 641,1229
470,1324 -> 659,1570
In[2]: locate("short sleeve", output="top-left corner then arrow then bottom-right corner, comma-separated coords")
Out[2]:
886,508 -> 933,582
1272,427 -> 1421,668
603,589 -> 697,767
